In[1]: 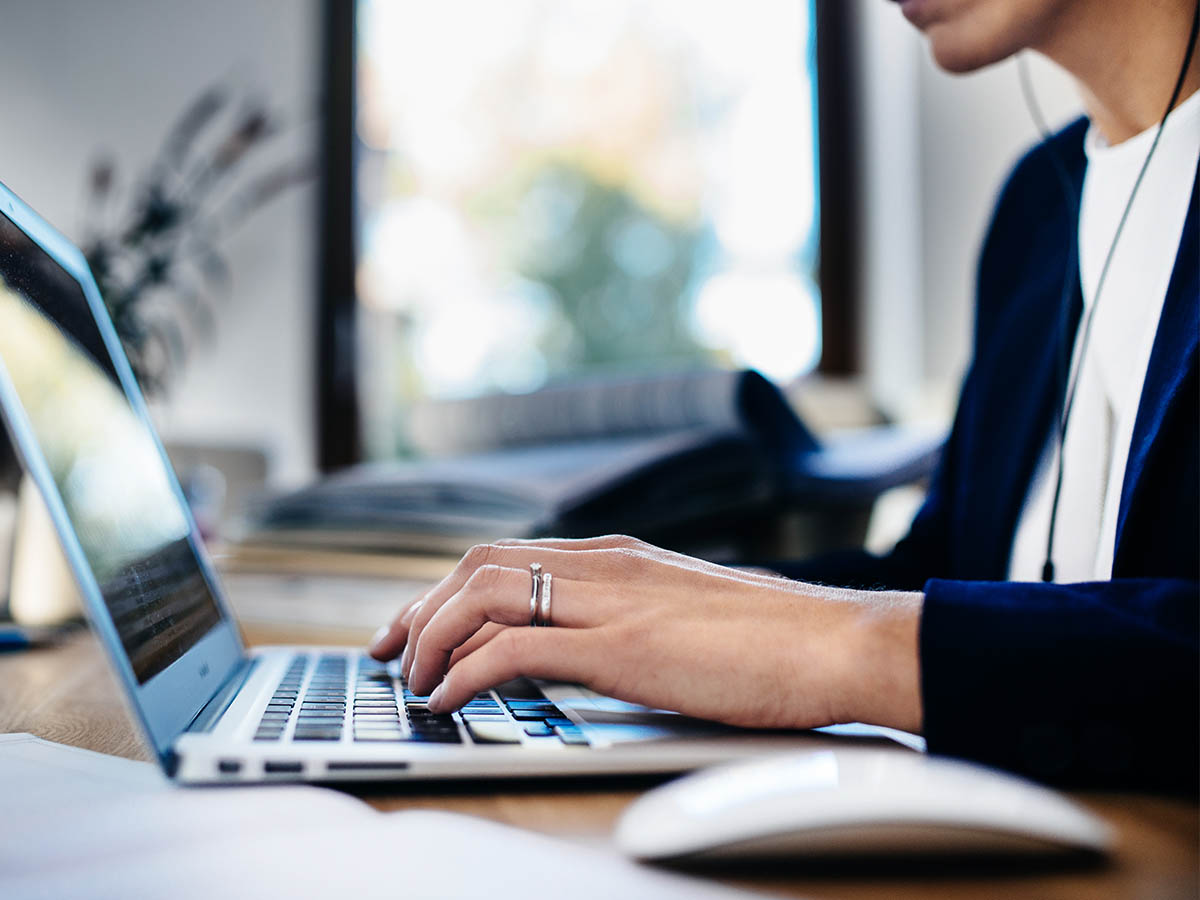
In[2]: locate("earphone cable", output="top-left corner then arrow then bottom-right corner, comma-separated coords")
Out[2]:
1017,2 -> 1199,582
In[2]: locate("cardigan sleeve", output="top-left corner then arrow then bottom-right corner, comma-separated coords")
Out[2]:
920,577 -> 1199,793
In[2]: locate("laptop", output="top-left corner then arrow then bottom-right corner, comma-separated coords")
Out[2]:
0,180 -> 917,783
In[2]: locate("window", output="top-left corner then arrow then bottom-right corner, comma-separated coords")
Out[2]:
332,1 -> 824,461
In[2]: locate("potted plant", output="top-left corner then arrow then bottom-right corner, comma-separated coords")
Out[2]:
4,83 -> 312,624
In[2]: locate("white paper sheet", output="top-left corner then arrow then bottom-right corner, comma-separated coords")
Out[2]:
0,734 -> 769,900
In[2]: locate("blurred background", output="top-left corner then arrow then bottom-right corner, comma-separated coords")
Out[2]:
0,0 -> 1084,561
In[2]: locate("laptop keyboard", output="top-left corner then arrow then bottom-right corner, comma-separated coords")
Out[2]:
252,653 -> 589,748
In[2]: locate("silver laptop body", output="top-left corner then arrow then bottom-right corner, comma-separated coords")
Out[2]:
0,180 -> 912,784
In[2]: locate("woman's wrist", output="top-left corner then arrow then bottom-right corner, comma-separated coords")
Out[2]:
827,588 -> 925,734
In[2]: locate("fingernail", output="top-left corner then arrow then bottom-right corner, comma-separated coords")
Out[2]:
369,625 -> 389,652
427,685 -> 445,712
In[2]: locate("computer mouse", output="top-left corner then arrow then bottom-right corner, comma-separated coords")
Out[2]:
614,747 -> 1114,861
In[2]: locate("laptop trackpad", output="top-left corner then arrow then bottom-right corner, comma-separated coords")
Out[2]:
540,685 -> 736,743
537,685 -> 927,751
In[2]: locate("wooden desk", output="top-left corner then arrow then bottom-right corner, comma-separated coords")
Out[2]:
2,625 -> 1196,900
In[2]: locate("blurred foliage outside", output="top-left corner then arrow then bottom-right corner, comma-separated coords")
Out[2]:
354,1 -> 819,458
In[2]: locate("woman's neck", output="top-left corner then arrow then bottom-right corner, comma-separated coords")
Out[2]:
1036,0 -> 1200,144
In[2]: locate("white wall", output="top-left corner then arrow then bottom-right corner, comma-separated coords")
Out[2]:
0,0 -> 318,485
855,0 -> 1084,421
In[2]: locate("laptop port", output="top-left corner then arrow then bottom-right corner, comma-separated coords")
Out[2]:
264,761 -> 304,774
327,761 -> 410,772
217,759 -> 242,774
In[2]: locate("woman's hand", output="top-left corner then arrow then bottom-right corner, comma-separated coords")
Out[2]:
368,535 -> 924,733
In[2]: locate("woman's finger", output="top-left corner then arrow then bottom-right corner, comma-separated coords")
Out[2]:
368,595 -> 427,661
401,543 -> 635,678
493,534 -> 644,552
447,621 -> 506,668
427,627 -> 603,713
395,543 -> 506,672
498,535 -> 791,587
408,564 -> 598,695
396,543 -> 554,675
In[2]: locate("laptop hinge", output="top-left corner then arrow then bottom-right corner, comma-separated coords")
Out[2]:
185,657 -> 260,734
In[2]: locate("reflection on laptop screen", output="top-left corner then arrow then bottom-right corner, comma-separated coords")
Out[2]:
0,210 -> 222,683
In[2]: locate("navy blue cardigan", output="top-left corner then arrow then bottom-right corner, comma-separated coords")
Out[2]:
781,118 -> 1199,793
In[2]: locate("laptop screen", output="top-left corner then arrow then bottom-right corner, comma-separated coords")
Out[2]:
0,209 -> 222,683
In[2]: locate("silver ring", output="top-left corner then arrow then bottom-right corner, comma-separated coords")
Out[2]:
528,563 -> 542,627
538,572 -> 553,627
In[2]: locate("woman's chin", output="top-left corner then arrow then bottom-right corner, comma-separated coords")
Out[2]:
926,26 -> 1013,74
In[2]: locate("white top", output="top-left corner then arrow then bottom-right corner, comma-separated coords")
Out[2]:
1008,88 -> 1200,583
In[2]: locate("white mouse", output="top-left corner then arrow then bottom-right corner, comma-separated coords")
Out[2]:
614,747 -> 1114,861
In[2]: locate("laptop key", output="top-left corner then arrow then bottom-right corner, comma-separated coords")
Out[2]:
294,731 -> 343,741
493,679 -> 544,701
465,721 -> 522,744
407,732 -> 462,744
413,734 -> 460,743
509,709 -> 556,721
522,723 -> 555,737
554,726 -> 589,746
354,734 -> 406,742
